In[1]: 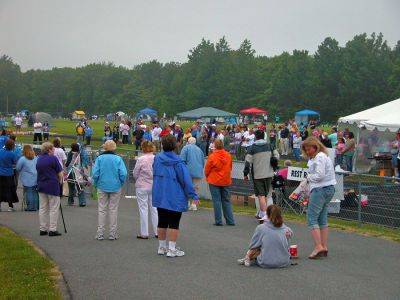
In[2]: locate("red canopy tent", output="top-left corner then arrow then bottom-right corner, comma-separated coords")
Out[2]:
239,107 -> 267,115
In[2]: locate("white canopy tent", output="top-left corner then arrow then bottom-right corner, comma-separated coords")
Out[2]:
338,98 -> 400,173
360,110 -> 400,132
339,98 -> 400,127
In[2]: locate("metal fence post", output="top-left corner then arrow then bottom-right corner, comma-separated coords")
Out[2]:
125,152 -> 130,197
357,176 -> 362,226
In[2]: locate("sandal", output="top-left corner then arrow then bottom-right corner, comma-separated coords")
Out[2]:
308,250 -> 325,259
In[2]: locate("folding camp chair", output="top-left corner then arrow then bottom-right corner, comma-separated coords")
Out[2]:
65,153 -> 86,194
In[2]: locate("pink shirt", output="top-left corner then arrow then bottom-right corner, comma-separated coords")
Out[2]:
132,153 -> 154,189
278,168 -> 289,180
336,143 -> 345,155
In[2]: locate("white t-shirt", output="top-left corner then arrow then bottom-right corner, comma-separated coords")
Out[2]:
234,132 -> 242,145
152,127 -> 162,141
121,124 -> 129,135
33,122 -> 42,133
242,131 -> 250,147
216,133 -> 224,141
54,147 -> 67,167
293,137 -> 302,149
15,117 -> 22,126
248,134 -> 255,146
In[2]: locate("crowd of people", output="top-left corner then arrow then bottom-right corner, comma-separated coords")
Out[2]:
102,117 -> 357,174
3,110 -> 378,269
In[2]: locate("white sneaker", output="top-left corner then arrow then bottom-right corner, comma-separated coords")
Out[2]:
237,257 -> 251,267
7,208 -> 15,212
95,234 -> 104,241
190,204 -> 198,211
166,248 -> 185,258
109,235 -> 118,241
158,247 -> 168,255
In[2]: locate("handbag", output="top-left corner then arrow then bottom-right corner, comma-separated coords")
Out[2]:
62,181 -> 69,197
289,180 -> 310,204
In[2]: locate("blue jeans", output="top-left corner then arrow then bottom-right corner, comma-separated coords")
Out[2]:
68,182 -> 86,205
345,155 -> 353,172
209,184 -> 235,225
307,186 -> 335,229
293,148 -> 301,161
24,186 -> 39,211
336,154 -> 343,166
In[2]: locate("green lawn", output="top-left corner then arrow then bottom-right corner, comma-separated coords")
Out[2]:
0,226 -> 62,300
199,200 -> 400,243
8,118 -> 327,162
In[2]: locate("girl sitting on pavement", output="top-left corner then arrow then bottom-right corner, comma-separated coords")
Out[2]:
237,205 -> 293,268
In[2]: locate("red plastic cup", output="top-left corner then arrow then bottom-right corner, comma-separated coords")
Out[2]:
290,245 -> 298,258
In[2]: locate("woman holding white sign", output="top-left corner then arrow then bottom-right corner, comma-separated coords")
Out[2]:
301,137 -> 336,259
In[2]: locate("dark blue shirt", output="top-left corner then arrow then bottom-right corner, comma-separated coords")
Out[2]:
0,135 -> 8,149
36,154 -> 63,196
0,149 -> 17,176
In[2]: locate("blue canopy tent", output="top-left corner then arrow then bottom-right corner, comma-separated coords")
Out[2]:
294,109 -> 320,125
136,108 -> 158,120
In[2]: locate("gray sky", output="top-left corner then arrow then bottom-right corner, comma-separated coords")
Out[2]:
1,0 -> 399,71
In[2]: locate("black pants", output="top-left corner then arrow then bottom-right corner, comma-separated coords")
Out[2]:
33,133 -> 42,144
43,133 -> 49,141
86,136 -> 91,145
157,208 -> 182,229
122,135 -> 128,144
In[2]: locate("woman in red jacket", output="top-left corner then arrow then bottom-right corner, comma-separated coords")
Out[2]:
205,140 -> 235,226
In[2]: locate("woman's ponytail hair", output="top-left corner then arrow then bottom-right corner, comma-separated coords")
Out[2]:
267,205 -> 283,228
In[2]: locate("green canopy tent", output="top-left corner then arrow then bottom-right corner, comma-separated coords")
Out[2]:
176,107 -> 237,119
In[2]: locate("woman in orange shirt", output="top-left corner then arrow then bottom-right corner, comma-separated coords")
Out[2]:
205,140 -> 235,226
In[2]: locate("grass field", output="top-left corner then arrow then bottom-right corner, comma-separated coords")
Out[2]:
8,118 -> 318,163
0,226 -> 62,300
199,200 -> 400,243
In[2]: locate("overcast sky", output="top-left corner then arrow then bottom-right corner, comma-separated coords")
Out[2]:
1,0 -> 399,71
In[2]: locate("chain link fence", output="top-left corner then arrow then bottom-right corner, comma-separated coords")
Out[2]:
226,160 -> 400,228
32,141 -> 398,229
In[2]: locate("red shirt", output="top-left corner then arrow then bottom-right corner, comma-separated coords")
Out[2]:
160,129 -> 171,138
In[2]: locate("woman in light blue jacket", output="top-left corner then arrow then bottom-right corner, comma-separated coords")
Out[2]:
92,140 -> 127,240
16,145 -> 38,211
180,137 -> 205,211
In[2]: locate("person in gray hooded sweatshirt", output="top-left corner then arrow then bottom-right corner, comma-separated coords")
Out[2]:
244,130 -> 280,220
237,205 -> 293,268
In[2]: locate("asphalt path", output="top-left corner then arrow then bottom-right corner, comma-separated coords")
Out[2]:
1,191 -> 400,300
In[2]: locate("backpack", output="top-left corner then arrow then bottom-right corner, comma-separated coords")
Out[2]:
272,174 -> 285,189
77,125 -> 84,135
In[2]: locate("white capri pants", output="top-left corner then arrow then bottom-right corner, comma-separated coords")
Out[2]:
136,188 -> 158,237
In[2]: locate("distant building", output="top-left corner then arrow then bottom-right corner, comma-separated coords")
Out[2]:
71,111 -> 86,120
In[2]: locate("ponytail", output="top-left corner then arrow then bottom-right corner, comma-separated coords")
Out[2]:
266,205 -> 283,228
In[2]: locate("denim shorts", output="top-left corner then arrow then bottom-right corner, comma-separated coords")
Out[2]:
307,185 -> 335,229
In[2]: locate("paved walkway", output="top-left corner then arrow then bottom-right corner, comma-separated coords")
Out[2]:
1,193 -> 400,300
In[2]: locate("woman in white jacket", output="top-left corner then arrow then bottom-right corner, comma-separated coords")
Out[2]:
301,137 -> 336,259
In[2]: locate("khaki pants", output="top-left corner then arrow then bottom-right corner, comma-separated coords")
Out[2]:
97,189 -> 121,237
153,140 -> 161,152
39,193 -> 60,232
280,138 -> 289,155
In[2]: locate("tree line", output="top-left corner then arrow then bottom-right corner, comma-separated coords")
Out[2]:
0,32 -> 399,122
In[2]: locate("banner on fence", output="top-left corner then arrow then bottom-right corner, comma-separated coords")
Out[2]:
287,167 -> 309,182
